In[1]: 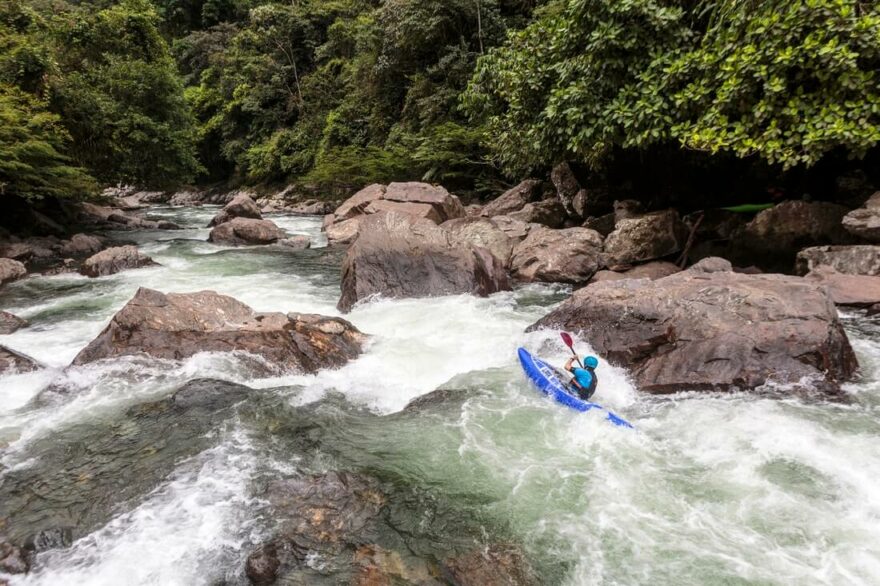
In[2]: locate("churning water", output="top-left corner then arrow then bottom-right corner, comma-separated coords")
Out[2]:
1,207 -> 879,585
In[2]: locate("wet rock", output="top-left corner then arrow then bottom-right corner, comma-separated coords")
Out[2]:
480,180 -> 544,217
79,246 -> 158,278
338,212 -> 510,313
0,258 -> 26,287
738,200 -> 851,271
208,193 -> 263,227
842,192 -> 880,242
0,311 -> 28,335
74,288 -> 366,373
441,543 -> 537,586
505,199 -> 566,229
442,217 -> 515,267
353,545 -> 441,586
0,345 -> 39,374
59,233 -> 104,258
208,218 -> 287,246
169,189 -> 233,207
245,543 -> 280,585
589,261 -> 680,285
528,271 -> 858,394
267,471 -> 385,553
604,210 -> 687,266
0,379 -> 254,550
0,538 -> 28,574
402,388 -> 473,413
277,236 -> 311,250
796,245 -> 880,276
509,226 -> 604,284
804,267 -> 880,307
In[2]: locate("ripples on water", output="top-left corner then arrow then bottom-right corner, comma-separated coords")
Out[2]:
1,206 -> 879,585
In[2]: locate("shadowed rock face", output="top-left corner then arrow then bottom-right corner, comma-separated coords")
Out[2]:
73,288 -> 366,373
338,212 -> 510,313
480,179 -> 544,218
529,269 -> 858,394
0,379 -> 252,550
0,345 -> 40,374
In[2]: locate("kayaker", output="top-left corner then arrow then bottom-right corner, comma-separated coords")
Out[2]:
565,355 -> 599,401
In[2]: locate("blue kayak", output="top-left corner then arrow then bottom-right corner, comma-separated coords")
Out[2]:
517,348 -> 633,429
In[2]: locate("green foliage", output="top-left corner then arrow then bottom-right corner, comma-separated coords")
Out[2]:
465,0 -> 880,173
0,85 -> 96,201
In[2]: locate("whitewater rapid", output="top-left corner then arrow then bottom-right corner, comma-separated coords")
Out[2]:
1,206 -> 879,585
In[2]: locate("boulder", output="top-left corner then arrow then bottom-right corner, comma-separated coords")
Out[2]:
245,544 -> 280,585
589,261 -> 680,285
338,212 -> 510,313
0,311 -> 29,335
509,227 -> 604,284
689,256 -> 733,273
613,199 -> 644,223
583,213 -> 616,237
73,288 -> 366,373
490,216 -> 536,242
325,217 -> 362,246
550,162 -> 609,219
528,271 -> 858,394
481,179 -> 544,217
382,182 -> 464,222
208,192 -> 262,227
441,544 -> 537,586
289,199 -> 335,215
796,245 -> 880,276
169,189 -> 232,206
335,184 -> 387,222
506,199 -> 567,228
842,192 -> 880,241
550,161 -> 584,218
208,218 -> 286,246
0,538 -> 28,575
442,217 -> 516,266
79,246 -> 158,278
363,199 -> 442,223
0,345 -> 40,374
59,233 -> 104,258
738,200 -> 851,270
604,209 -> 687,266
0,258 -> 26,287
804,267 -> 880,307
277,235 -> 311,250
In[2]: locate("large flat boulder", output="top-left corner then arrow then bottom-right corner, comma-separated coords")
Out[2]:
0,258 -> 26,287
528,269 -> 857,394
604,210 -> 687,266
796,245 -> 880,276
481,179 -> 544,217
73,288 -> 366,373
588,261 -> 680,285
338,212 -> 510,313
804,267 -> 880,306
842,192 -> 880,241
323,182 -> 465,245
208,218 -> 286,246
509,227 -> 604,284
79,246 -> 158,278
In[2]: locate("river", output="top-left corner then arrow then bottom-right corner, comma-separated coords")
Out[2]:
1,206 -> 879,585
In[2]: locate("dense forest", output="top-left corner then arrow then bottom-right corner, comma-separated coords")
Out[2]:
2,0 -> 879,203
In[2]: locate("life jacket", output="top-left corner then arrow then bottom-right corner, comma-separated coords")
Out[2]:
571,367 -> 598,400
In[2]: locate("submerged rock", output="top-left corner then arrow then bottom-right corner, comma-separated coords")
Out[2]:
276,235 -> 311,250
338,212 -> 510,313
73,288 -> 366,373
79,245 -> 158,278
529,269 -> 858,394
0,258 -> 26,287
0,538 -> 28,574
208,217 -> 287,246
0,311 -> 28,335
509,226 -> 603,284
796,245 -> 880,276
441,543 -> 537,586
0,344 -> 40,374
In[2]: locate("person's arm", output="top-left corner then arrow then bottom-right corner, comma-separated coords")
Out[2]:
565,357 -> 575,372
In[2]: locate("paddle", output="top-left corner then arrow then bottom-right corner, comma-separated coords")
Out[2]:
560,332 -> 584,368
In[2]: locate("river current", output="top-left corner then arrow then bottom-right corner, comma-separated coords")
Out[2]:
1,206 -> 879,585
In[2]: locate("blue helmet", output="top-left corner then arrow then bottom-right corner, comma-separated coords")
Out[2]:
584,356 -> 599,369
